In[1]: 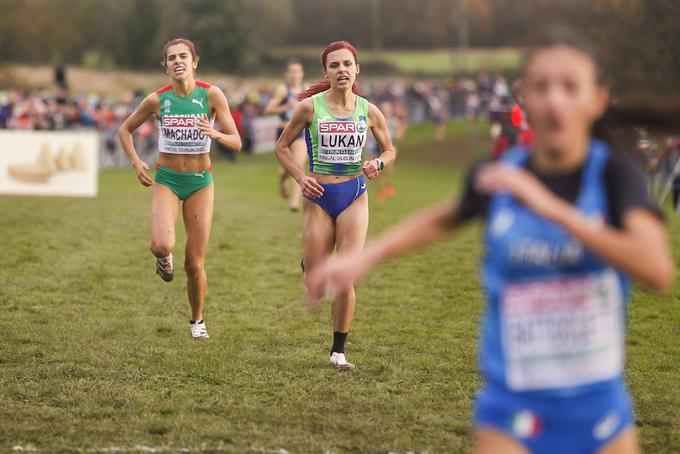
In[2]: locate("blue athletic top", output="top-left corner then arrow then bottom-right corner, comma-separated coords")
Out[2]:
278,85 -> 294,122
481,140 -> 631,398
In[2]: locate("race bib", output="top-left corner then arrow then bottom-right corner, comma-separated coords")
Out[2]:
501,269 -> 624,391
159,115 -> 210,154
317,120 -> 367,163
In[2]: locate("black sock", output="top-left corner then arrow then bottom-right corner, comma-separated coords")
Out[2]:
331,331 -> 348,354
189,319 -> 203,325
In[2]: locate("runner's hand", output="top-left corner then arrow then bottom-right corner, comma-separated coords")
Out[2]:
363,159 -> 381,179
298,175 -> 324,199
197,114 -> 219,140
475,163 -> 561,220
132,159 -> 153,187
306,252 -> 369,311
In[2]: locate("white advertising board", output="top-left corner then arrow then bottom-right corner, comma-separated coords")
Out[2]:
0,130 -> 98,197
251,115 -> 281,154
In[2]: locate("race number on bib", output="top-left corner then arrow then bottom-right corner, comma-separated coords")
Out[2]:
159,115 -> 210,154
501,269 -> 624,391
317,121 -> 366,163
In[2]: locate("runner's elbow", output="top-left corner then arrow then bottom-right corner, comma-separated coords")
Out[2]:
117,125 -> 130,141
274,141 -> 286,157
233,136 -> 243,152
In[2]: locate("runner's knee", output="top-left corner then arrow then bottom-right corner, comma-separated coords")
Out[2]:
149,239 -> 173,257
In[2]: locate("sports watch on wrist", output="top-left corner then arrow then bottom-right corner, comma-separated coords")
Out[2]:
376,158 -> 385,173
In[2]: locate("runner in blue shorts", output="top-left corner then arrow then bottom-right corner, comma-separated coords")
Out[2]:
276,41 -> 397,370
307,28 -> 673,453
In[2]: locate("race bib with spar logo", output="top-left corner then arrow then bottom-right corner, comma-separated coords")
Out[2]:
159,115 -> 210,154
501,268 -> 624,391
317,120 -> 367,163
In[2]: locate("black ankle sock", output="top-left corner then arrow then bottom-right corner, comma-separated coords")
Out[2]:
331,331 -> 348,354
189,319 -> 203,325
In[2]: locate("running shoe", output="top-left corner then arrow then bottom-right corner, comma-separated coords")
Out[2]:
156,254 -> 174,282
330,352 -> 355,370
190,320 -> 209,340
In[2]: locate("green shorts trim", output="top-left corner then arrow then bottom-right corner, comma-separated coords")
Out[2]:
154,165 -> 213,201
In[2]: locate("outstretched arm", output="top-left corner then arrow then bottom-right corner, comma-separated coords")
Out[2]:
476,163 -> 674,291
307,202 -> 462,303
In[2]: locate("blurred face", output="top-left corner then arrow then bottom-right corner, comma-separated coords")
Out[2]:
324,48 -> 360,90
522,46 -> 608,155
284,62 -> 304,86
165,43 -> 197,81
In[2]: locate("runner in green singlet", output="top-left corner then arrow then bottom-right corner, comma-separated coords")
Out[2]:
276,41 -> 397,369
118,38 -> 241,339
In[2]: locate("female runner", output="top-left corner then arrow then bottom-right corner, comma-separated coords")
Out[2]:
276,41 -> 396,369
308,29 -> 673,453
118,38 -> 241,339
264,58 -> 306,211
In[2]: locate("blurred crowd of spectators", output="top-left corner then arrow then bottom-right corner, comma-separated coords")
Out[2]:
0,72 -> 522,166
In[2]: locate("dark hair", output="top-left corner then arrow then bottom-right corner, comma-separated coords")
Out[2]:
298,41 -> 361,100
523,26 -> 606,85
161,38 -> 199,68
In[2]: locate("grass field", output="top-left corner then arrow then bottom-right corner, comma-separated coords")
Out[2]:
273,47 -> 522,77
1,121 -> 679,453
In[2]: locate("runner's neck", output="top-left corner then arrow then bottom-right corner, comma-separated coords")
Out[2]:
325,89 -> 356,113
172,78 -> 196,98
531,135 -> 590,175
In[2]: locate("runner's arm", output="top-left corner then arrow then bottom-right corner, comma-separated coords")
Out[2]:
275,99 -> 312,183
307,202 -> 463,301
275,99 -> 323,198
118,93 -> 159,167
476,163 -> 674,291
201,86 -> 241,151
367,102 -> 397,170
118,94 -> 159,186
264,84 -> 291,116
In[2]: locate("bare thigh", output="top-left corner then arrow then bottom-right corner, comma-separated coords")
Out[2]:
182,184 -> 214,264
335,192 -> 368,254
474,425 -> 640,454
596,428 -> 639,454
474,428 -> 529,454
302,198 -> 335,279
149,183 -> 180,256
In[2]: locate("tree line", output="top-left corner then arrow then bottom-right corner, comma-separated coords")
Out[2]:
1,0 -> 679,95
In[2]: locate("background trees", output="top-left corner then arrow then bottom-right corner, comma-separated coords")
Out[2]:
1,0 -> 678,95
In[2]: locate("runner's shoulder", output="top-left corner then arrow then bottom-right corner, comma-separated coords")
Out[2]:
296,97 -> 315,117
140,92 -> 161,111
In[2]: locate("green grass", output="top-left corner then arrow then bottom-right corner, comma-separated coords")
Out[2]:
1,123 -> 679,452
370,48 -> 521,76
276,47 -> 522,76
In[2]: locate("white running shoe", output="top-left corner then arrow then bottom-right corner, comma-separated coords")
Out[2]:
190,320 -> 209,340
330,352 -> 355,370
156,254 -> 174,282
